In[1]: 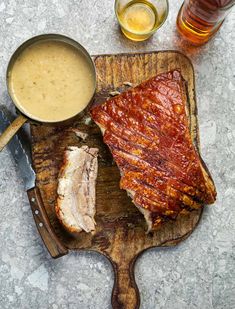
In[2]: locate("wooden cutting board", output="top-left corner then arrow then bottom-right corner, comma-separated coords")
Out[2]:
31,51 -> 203,309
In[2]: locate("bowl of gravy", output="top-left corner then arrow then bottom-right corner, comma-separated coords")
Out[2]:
0,34 -> 96,151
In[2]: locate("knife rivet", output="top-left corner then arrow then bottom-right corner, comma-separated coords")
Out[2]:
35,210 -> 39,215
31,197 -> 35,203
39,222 -> 43,227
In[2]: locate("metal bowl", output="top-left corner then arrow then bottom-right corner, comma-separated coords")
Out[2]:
6,33 -> 97,124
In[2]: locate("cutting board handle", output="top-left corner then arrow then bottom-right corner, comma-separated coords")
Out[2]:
27,186 -> 68,258
111,257 -> 140,309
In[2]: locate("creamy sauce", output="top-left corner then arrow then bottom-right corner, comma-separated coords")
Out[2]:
8,40 -> 95,122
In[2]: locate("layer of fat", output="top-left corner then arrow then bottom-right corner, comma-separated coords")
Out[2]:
57,146 -> 98,233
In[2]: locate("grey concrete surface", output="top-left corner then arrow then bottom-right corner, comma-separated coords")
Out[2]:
0,1 -> 234,308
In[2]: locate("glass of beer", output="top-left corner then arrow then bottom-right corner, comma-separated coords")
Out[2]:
115,0 -> 169,41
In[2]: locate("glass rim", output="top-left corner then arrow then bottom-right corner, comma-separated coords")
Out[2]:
114,0 -> 169,36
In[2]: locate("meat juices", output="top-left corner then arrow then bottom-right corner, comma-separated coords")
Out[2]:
91,70 -> 216,231
56,146 -> 98,234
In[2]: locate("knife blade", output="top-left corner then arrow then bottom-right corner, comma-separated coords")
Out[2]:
0,109 -> 35,190
0,108 -> 68,258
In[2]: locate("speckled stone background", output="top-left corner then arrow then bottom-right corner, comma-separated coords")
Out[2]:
0,1 -> 234,308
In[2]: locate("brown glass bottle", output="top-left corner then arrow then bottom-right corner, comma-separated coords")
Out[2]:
177,0 -> 234,45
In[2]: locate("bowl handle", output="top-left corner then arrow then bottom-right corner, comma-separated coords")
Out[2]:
0,114 -> 27,151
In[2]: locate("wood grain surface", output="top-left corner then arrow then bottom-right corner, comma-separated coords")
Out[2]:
31,51 -> 203,309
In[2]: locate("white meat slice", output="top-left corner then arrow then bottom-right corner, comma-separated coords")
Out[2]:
56,146 -> 98,234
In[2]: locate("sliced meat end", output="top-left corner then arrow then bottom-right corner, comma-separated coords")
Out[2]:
56,146 -> 98,234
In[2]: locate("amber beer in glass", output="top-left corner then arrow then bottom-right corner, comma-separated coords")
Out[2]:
115,0 -> 169,41
177,0 -> 235,45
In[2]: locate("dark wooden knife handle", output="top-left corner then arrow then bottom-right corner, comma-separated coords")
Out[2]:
111,257 -> 140,309
27,187 -> 68,258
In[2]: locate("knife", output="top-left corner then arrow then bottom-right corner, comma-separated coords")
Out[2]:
0,108 -> 68,258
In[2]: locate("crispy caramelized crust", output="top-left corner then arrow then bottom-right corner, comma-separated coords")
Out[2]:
91,70 -> 216,230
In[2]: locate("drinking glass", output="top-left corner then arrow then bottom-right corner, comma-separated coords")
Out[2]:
115,0 -> 169,41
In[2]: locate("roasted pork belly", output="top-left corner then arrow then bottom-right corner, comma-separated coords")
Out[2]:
56,146 -> 98,234
91,70 -> 216,230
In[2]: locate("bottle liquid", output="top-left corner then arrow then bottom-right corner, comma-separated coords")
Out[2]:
176,0 -> 235,45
